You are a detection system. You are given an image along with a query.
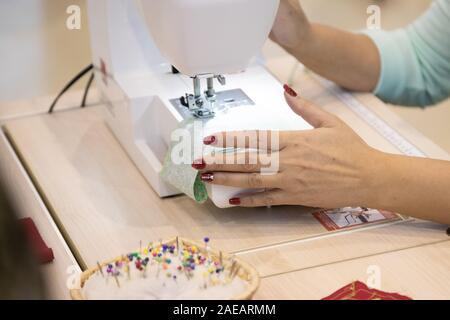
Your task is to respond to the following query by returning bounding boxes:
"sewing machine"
[87,0,311,208]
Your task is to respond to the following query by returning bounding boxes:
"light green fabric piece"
[160,119,208,203]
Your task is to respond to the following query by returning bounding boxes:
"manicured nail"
[229,198,241,206]
[203,135,216,145]
[192,159,206,170]
[201,173,214,183]
[283,84,298,97]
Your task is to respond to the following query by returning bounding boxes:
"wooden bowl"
[70,237,260,300]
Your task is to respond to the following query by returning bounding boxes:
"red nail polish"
[201,173,214,182]
[203,135,216,145]
[192,159,206,170]
[229,198,241,206]
[283,84,298,97]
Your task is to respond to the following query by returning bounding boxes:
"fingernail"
[201,173,214,183]
[203,135,216,145]
[229,198,241,206]
[283,84,298,97]
[192,159,206,170]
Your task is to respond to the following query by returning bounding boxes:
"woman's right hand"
[270,0,311,51]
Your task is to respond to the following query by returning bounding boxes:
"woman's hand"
[193,86,382,209]
[269,0,311,52]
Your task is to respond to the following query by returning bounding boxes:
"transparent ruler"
[319,79,426,158]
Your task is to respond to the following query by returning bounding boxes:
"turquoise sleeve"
[362,0,450,107]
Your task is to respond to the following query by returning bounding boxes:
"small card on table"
[313,207,400,231]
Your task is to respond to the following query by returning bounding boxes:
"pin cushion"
[70,237,260,300]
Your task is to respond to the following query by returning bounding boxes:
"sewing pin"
[229,260,237,277]
[97,262,104,277]
[113,273,121,288]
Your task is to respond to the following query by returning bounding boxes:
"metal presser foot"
[180,74,226,119]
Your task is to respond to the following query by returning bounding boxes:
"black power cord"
[48,63,94,114]
[81,72,95,108]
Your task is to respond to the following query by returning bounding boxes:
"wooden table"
[1,72,449,300]
[0,88,101,299]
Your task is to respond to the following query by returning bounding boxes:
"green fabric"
[160,119,208,203]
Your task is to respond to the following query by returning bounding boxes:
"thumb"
[283,85,339,128]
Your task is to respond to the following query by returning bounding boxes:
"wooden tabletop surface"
[1,71,449,299]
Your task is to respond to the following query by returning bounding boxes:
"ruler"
[319,79,426,158]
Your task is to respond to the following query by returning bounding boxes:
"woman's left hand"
[193,86,383,209]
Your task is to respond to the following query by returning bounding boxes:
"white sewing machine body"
[87,0,312,208]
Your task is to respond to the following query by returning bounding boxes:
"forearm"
[366,151,450,225]
[284,23,380,92]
